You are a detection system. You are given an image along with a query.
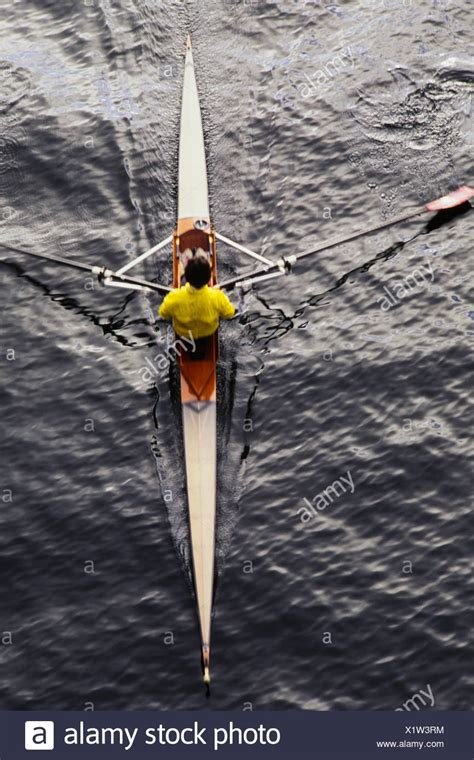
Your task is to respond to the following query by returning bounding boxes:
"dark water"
[0,0,472,710]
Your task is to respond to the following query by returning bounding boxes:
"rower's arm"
[215,289,235,319]
[158,291,176,319]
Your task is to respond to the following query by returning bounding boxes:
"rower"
[158,256,235,346]
[180,246,207,284]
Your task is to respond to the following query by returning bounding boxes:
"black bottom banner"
[2,710,472,759]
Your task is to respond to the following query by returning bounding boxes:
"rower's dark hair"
[185,257,211,289]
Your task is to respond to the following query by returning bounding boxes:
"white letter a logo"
[24,721,55,750]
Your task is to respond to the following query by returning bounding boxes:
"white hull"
[178,37,210,221]
[182,402,216,652]
[177,35,217,684]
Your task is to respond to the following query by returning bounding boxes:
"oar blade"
[426,185,474,211]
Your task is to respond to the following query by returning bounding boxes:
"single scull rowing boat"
[174,35,218,687]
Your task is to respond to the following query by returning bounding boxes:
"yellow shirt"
[159,283,235,338]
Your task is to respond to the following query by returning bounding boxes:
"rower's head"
[185,256,211,289]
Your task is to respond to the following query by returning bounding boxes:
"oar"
[218,185,474,291]
[293,185,474,263]
[0,241,171,295]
